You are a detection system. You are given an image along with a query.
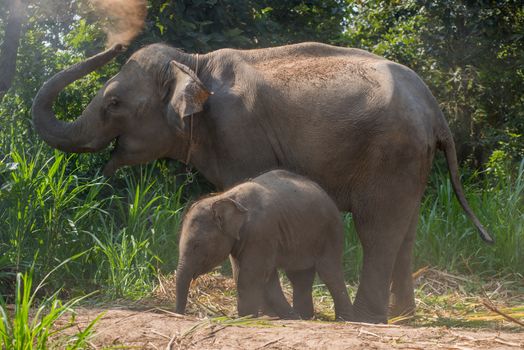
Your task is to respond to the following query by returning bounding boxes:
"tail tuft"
[477,225,495,244]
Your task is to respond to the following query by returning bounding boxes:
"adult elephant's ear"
[211,198,248,240]
[167,60,211,131]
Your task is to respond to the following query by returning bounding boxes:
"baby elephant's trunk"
[175,265,192,314]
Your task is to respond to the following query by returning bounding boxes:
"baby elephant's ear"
[167,60,211,131]
[211,198,248,240]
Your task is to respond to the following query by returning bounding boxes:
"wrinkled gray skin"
[175,170,353,320]
[32,42,493,323]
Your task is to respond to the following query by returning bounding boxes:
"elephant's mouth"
[102,136,122,177]
[75,146,98,153]
[102,136,158,176]
[109,136,121,156]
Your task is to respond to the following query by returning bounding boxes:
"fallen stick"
[254,337,284,349]
[482,300,524,327]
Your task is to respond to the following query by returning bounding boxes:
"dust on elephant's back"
[253,56,381,91]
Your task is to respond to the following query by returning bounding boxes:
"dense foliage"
[0,0,522,303]
[343,0,524,166]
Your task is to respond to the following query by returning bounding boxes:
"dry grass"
[405,267,524,329]
[151,267,524,330]
[154,269,238,318]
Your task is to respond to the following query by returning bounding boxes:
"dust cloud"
[89,0,147,47]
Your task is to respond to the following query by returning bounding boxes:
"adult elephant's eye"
[104,97,121,117]
[102,97,121,120]
[108,97,119,108]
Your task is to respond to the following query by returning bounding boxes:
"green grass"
[0,145,188,300]
[415,158,524,276]
[0,255,102,349]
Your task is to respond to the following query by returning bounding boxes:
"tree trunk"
[0,0,26,101]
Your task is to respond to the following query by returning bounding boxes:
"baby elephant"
[175,169,353,320]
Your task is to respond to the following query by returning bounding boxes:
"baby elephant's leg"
[236,265,265,317]
[236,249,279,317]
[263,270,297,319]
[286,267,316,319]
[316,251,353,321]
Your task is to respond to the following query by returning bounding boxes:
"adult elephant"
[32,42,493,323]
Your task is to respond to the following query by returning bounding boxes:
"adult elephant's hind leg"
[389,207,420,318]
[351,183,420,324]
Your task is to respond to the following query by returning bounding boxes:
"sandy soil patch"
[59,306,523,349]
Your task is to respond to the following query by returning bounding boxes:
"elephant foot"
[280,312,301,320]
[292,305,314,320]
[335,312,353,322]
[388,303,416,320]
[388,292,416,319]
[259,307,299,320]
[350,305,388,324]
[260,299,299,320]
[350,314,387,324]
[260,302,278,317]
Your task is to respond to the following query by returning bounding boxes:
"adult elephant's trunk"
[175,264,193,314]
[32,44,125,152]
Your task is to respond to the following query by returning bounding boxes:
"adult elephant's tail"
[437,125,495,244]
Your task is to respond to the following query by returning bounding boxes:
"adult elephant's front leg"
[350,184,420,323]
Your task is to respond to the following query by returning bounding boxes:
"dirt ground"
[53,269,524,349]
[61,306,523,349]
